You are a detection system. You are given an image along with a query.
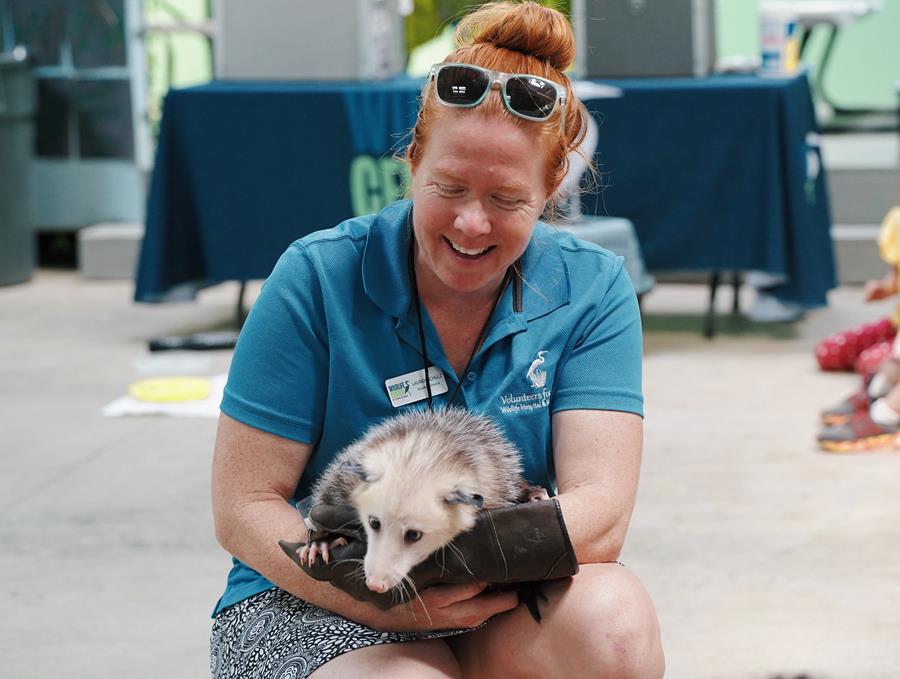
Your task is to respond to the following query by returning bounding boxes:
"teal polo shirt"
[215,199,643,614]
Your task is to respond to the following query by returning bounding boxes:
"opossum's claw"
[301,538,343,565]
[297,543,311,566]
[320,536,350,564]
[306,541,322,565]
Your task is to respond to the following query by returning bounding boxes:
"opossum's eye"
[368,516,381,531]
[404,529,422,543]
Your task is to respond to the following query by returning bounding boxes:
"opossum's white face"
[351,461,480,594]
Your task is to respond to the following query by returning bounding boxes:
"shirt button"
[466,371,477,381]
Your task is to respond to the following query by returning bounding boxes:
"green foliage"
[405,0,571,54]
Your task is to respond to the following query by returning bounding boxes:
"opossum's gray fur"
[309,407,526,509]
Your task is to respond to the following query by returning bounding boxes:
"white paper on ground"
[132,351,215,377]
[102,374,226,418]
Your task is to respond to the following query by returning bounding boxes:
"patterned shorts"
[209,587,474,678]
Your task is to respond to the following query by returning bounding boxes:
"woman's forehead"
[429,107,533,145]
[417,113,546,187]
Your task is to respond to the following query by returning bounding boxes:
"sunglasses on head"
[428,62,567,127]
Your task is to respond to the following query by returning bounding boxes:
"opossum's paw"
[298,537,349,565]
[525,486,550,502]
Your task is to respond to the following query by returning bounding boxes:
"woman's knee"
[451,565,664,678]
[550,564,664,677]
[459,564,663,678]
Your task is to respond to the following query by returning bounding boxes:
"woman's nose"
[454,200,491,237]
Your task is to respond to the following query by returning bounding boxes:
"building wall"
[716,0,900,108]
[141,1,900,114]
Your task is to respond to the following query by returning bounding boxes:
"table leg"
[147,281,247,352]
[235,281,247,327]
[704,272,720,339]
[731,271,741,314]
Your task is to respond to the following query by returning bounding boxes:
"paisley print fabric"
[210,587,473,678]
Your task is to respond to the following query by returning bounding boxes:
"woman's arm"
[211,413,320,595]
[211,413,517,629]
[552,409,643,564]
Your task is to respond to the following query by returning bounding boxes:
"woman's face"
[410,111,548,303]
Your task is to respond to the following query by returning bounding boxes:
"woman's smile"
[410,111,548,302]
[444,236,496,259]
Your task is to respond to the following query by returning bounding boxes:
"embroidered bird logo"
[526,351,548,388]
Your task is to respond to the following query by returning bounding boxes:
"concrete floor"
[2,271,899,679]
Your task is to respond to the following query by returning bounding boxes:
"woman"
[210,2,664,677]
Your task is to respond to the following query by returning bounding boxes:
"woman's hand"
[355,582,519,633]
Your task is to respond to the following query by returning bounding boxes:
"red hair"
[406,1,590,199]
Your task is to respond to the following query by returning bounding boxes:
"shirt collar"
[517,222,571,322]
[362,200,415,318]
[362,199,569,323]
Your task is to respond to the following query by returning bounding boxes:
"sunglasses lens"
[435,66,490,105]
[506,76,558,119]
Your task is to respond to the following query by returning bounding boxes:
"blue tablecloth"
[136,73,835,307]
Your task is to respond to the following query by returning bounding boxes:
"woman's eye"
[435,184,463,197]
[369,516,381,531]
[494,195,522,209]
[404,529,422,543]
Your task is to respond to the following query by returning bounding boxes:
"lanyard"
[406,226,513,411]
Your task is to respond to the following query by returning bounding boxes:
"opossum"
[300,407,546,594]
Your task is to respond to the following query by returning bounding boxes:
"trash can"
[0,47,35,286]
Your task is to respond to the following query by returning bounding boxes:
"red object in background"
[815,317,896,372]
[855,339,894,376]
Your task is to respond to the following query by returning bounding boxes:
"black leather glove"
[280,505,395,607]
[279,498,579,615]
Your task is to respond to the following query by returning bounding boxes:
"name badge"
[385,366,448,407]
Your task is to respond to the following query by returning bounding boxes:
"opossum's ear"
[341,461,370,482]
[444,489,484,508]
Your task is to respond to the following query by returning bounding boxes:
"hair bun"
[456,1,575,72]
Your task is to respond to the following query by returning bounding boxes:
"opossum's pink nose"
[366,577,391,593]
